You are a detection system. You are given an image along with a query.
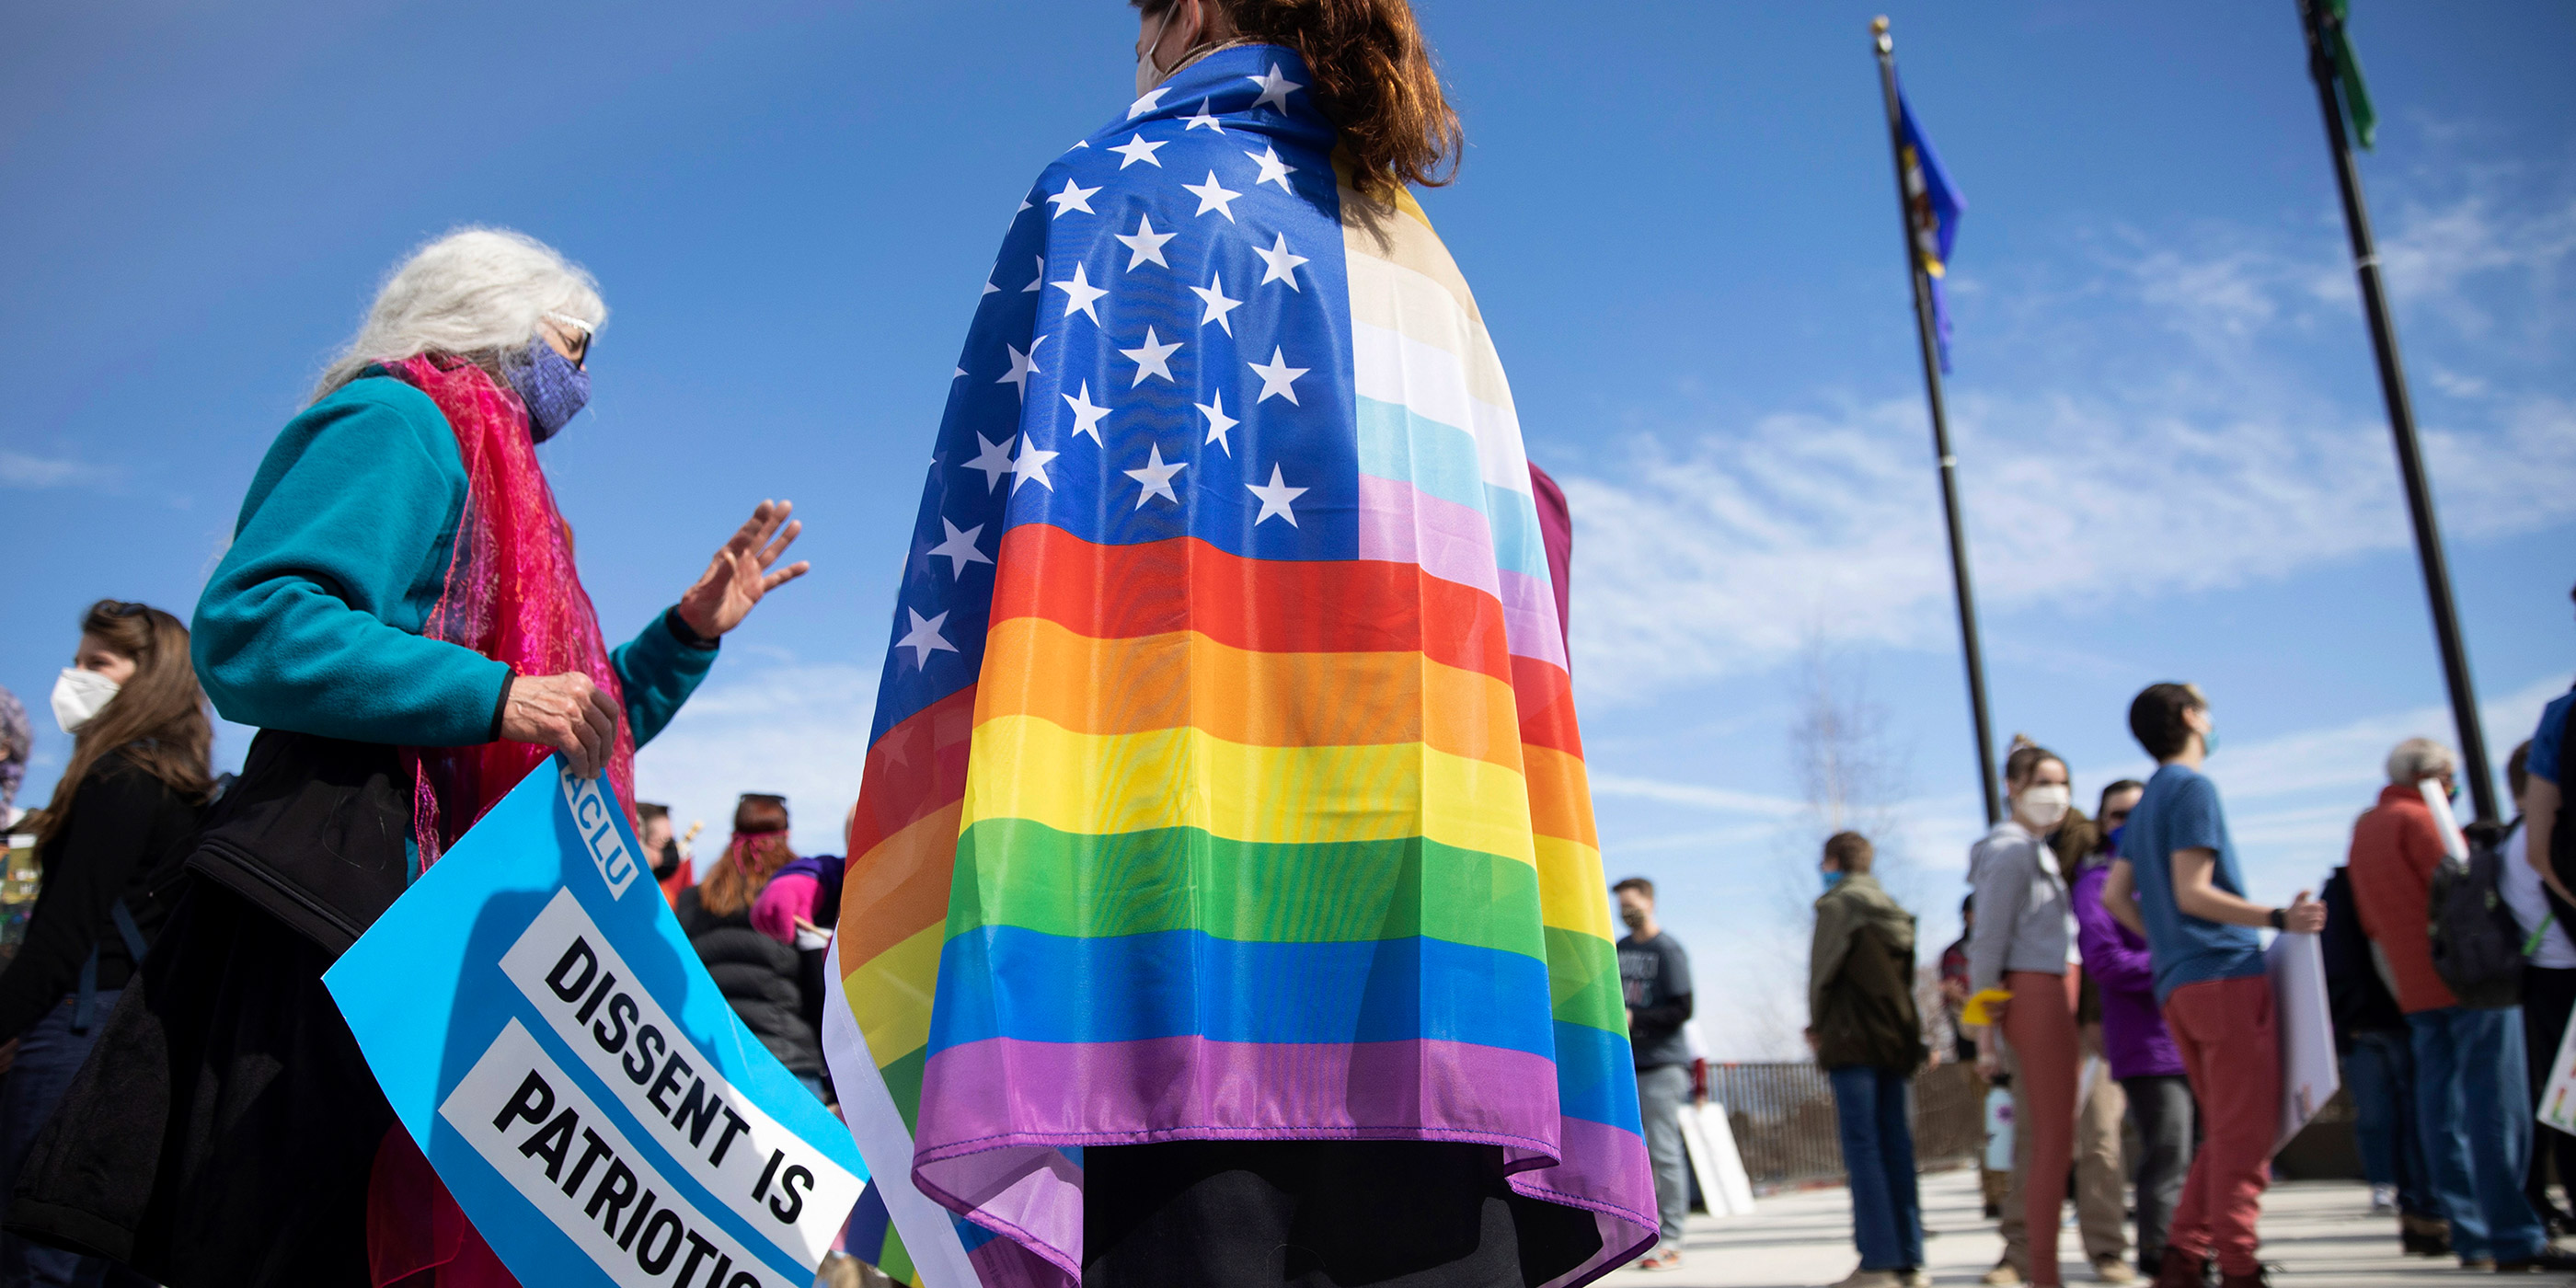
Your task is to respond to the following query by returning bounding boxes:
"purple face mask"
[506,332,591,443]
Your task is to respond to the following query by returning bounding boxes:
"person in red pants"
[2102,684,2324,1288]
[1967,737,2080,1287]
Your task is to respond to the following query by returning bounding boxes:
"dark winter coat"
[677,886,823,1079]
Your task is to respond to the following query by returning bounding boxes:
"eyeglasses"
[543,312,595,369]
[2102,810,2131,827]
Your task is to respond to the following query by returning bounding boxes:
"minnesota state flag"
[1898,87,1965,371]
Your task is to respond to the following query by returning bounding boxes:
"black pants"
[2523,965,2576,1222]
[2121,1075,2198,1268]
[1081,1139,1601,1288]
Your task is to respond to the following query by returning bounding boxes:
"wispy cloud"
[2122,178,2576,354]
[1561,391,2573,699]
[2347,183,2576,345]
[1589,673,2570,880]
[0,451,114,489]
[1559,166,2576,703]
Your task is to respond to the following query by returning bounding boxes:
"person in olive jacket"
[1809,832,1930,1288]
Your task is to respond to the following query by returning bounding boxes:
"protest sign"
[2265,930,2339,1154]
[2541,1008,2576,1136]
[326,762,867,1288]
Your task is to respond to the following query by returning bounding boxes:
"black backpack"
[2429,817,2524,1007]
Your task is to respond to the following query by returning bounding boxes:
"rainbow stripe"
[826,45,1651,1287]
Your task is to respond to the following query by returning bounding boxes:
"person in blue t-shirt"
[2099,684,2323,1288]
[2524,581,2576,908]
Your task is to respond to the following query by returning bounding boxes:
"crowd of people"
[0,637,867,1288]
[0,264,2559,1288]
[0,215,856,1287]
[1691,603,2576,1288]
[0,0,2556,1283]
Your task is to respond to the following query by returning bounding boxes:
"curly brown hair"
[1138,0,1461,199]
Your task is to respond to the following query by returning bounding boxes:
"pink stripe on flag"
[1357,475,1570,670]
[1497,568,1570,673]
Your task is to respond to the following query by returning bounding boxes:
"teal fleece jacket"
[194,376,712,747]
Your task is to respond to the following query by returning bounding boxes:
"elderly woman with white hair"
[6,228,808,1288]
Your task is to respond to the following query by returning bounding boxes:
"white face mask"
[52,667,121,735]
[2015,783,2072,831]
[1135,6,1198,96]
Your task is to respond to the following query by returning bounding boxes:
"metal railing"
[1709,1060,1985,1190]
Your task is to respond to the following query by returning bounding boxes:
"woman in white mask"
[16,229,805,1288]
[0,600,209,1288]
[1965,736,2081,1288]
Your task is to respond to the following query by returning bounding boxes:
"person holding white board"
[2099,684,2324,1288]
[2494,741,2576,1236]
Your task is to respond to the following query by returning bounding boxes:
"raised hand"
[677,500,811,639]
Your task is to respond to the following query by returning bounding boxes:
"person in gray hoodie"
[1968,737,2081,1287]
[1809,831,1930,1288]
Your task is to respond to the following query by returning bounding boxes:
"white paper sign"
[2539,1006,2576,1135]
[1677,1101,1756,1218]
[2267,931,2340,1154]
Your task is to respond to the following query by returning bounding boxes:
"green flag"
[2326,0,2377,150]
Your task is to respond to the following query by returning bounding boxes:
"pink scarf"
[369,353,636,1287]
[381,353,635,869]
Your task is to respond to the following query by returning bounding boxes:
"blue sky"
[5,2,2570,1054]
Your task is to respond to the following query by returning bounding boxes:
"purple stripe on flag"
[1356,475,1570,670]
[1510,1114,1656,1220]
[963,1226,1072,1288]
[911,1035,1572,1286]
[910,1039,1643,1288]
[1504,1116,1662,1287]
[917,1034,1566,1151]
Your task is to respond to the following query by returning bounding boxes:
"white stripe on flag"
[1349,317,1532,500]
[822,940,980,1287]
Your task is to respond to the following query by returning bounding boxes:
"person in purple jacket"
[2072,779,2196,1278]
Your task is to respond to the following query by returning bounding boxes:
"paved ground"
[1593,1167,2536,1287]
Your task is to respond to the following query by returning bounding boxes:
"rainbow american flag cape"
[822,44,1654,1287]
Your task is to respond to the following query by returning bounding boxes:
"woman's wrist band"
[489,672,516,743]
[666,605,720,650]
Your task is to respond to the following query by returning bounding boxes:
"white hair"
[2386,737,2456,786]
[312,226,606,402]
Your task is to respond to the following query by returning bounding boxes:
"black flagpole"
[1872,17,2000,829]
[2294,0,2498,823]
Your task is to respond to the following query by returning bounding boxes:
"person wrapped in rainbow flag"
[823,2,1654,1284]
